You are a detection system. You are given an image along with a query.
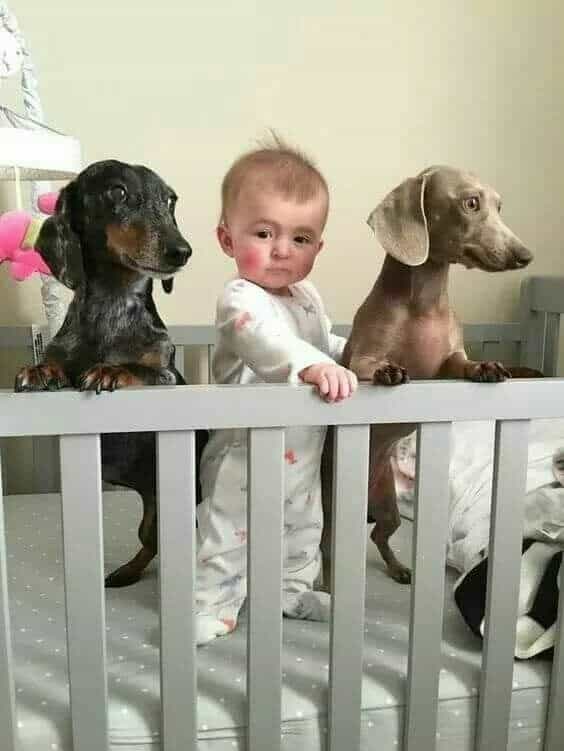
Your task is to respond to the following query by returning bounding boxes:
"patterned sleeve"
[217,279,334,383]
[326,317,347,363]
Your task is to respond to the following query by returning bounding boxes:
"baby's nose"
[273,238,291,257]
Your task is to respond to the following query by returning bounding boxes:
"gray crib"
[0,273,563,751]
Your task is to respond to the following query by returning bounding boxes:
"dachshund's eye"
[167,196,177,212]
[462,196,480,213]
[107,186,127,204]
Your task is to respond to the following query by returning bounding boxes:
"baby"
[195,139,357,645]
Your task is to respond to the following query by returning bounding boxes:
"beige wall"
[1,0,563,330]
[1,1,563,493]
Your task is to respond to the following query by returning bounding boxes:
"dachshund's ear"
[162,278,174,294]
[35,182,84,290]
[366,173,431,266]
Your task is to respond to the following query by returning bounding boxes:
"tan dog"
[321,165,533,584]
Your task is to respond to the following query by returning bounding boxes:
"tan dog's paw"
[78,364,143,393]
[507,366,544,379]
[389,560,412,584]
[15,363,69,392]
[373,362,409,386]
[105,563,143,588]
[466,361,511,383]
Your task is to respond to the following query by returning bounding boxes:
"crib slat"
[544,572,564,751]
[60,434,108,751]
[247,427,284,750]
[173,344,185,379]
[33,436,60,493]
[543,313,560,377]
[0,460,17,751]
[474,342,485,361]
[207,344,214,383]
[328,424,370,751]
[520,281,547,371]
[405,422,451,751]
[476,419,530,751]
[157,431,197,750]
[0,439,7,493]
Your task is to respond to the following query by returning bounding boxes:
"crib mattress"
[5,491,551,751]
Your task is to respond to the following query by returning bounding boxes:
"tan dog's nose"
[513,243,533,268]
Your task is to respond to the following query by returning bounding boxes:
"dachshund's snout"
[165,241,192,268]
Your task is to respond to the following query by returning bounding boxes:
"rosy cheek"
[238,247,263,273]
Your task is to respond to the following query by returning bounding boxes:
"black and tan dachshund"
[15,159,207,587]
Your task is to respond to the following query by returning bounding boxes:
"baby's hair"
[220,132,329,224]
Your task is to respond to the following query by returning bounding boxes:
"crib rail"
[2,378,564,434]
[1,381,564,751]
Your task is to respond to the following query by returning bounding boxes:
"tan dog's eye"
[463,196,480,212]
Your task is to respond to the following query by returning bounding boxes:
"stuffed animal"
[0,192,58,280]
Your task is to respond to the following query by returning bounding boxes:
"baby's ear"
[217,224,234,257]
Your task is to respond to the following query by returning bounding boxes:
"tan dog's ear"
[367,174,430,266]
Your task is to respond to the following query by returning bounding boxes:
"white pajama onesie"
[195,277,346,644]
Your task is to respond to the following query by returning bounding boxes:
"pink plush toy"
[0,191,59,281]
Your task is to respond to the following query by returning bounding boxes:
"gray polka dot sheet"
[6,491,551,750]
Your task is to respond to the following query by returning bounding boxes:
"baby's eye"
[294,235,311,245]
[256,229,271,239]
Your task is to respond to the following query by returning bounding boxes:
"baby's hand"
[299,363,358,403]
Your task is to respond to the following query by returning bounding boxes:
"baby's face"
[218,189,327,295]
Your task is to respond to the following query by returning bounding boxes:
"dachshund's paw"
[79,364,143,393]
[15,363,69,392]
[373,362,409,386]
[466,361,511,383]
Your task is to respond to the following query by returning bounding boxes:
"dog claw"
[15,364,69,392]
[468,360,510,383]
[79,364,136,393]
[373,362,409,386]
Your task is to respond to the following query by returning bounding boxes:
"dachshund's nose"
[166,241,192,267]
